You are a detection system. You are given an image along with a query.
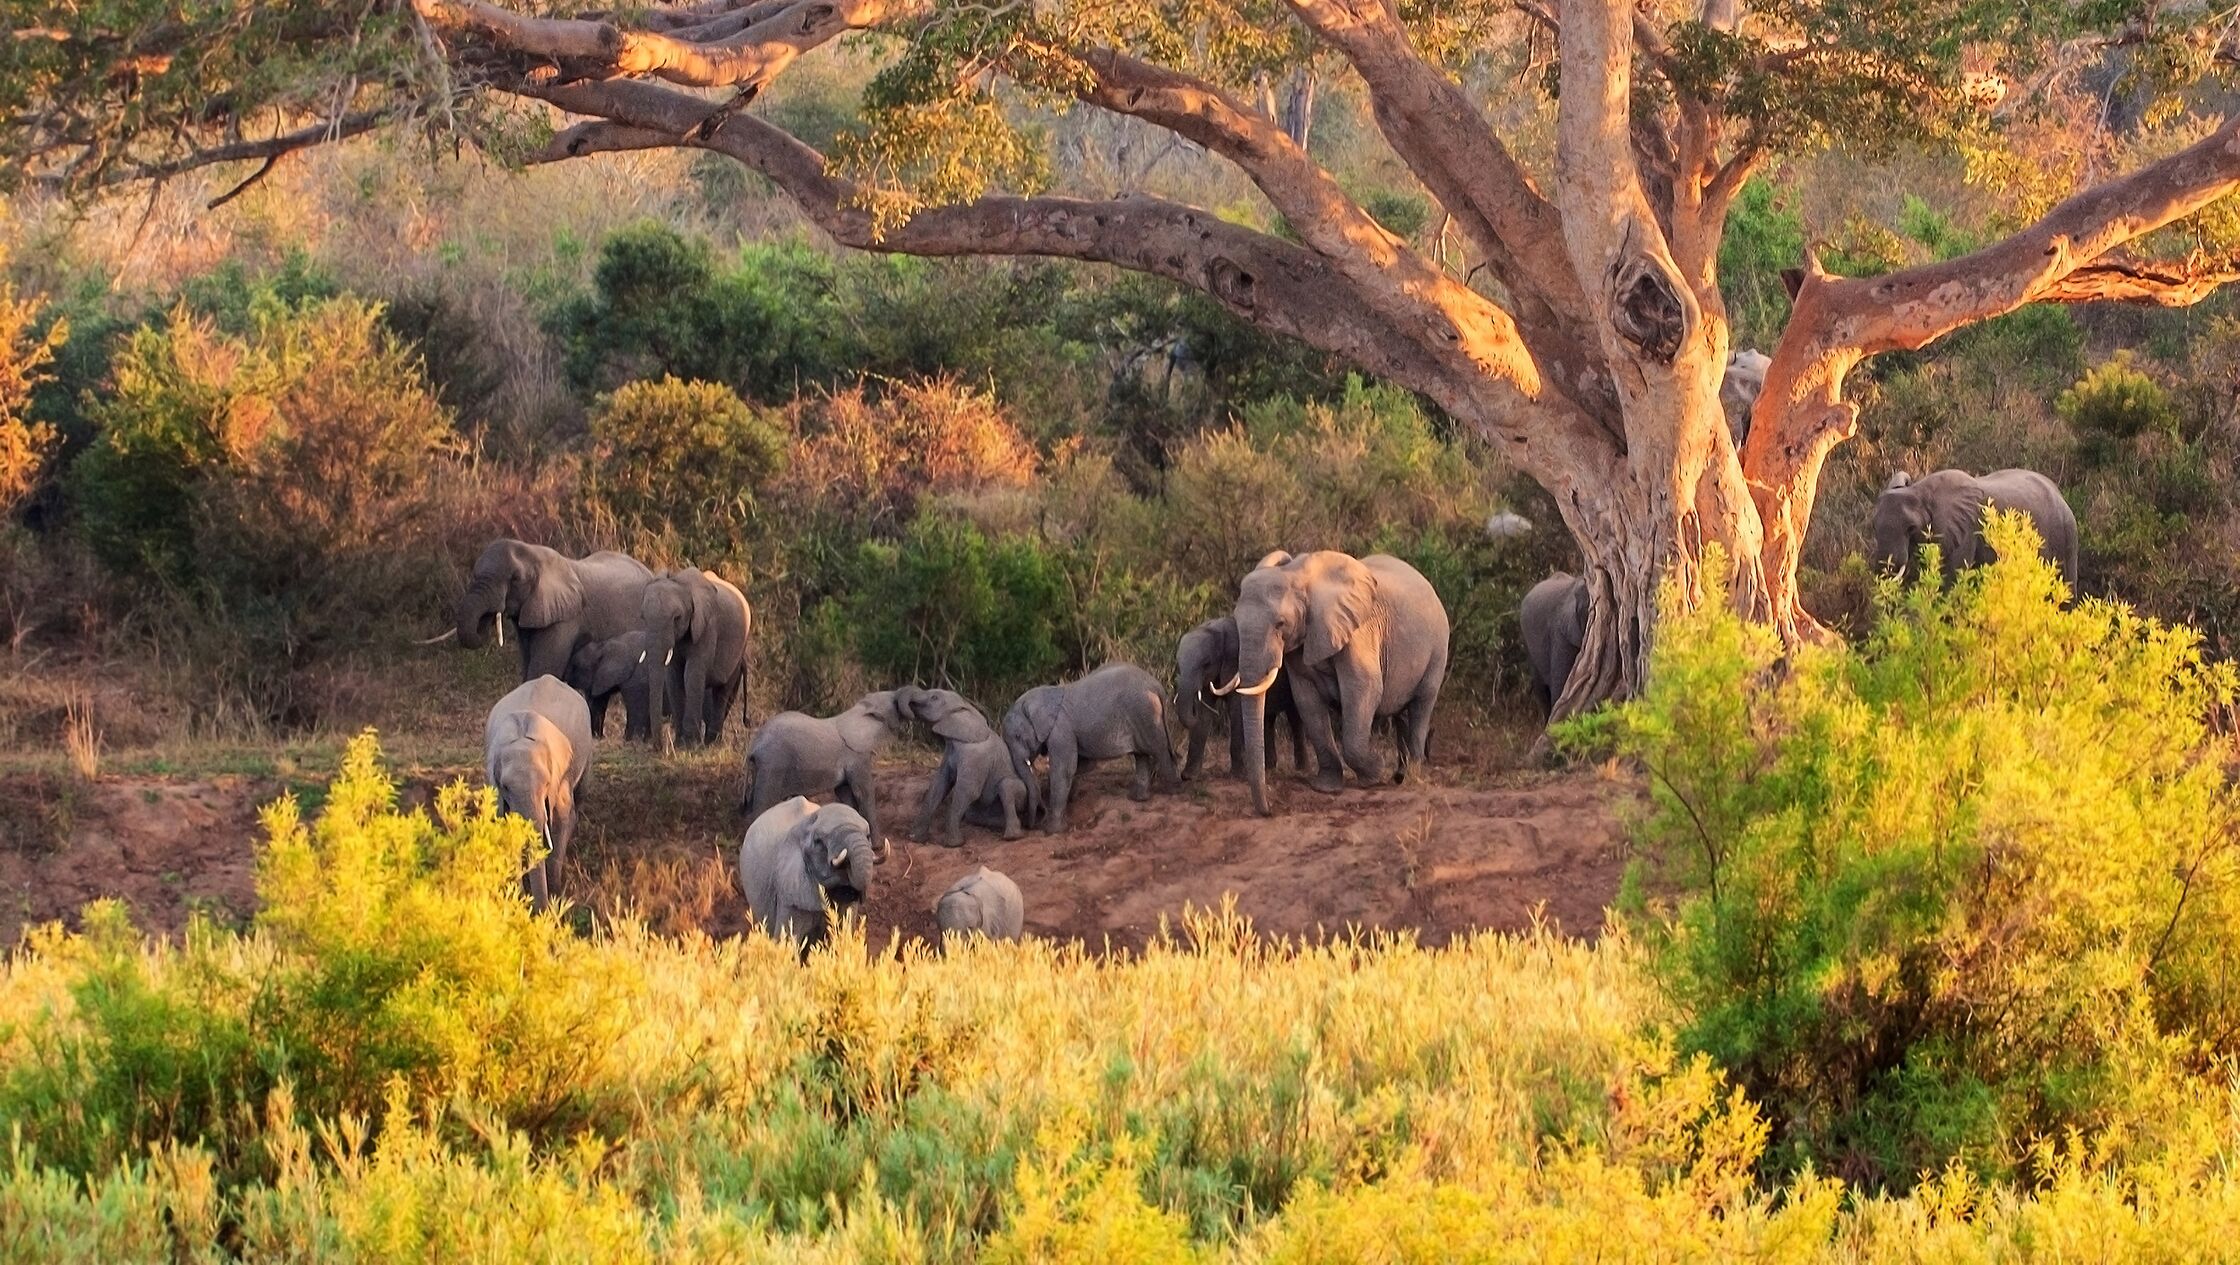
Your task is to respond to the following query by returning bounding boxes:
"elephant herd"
[458,456,2074,948]
[450,539,1454,950]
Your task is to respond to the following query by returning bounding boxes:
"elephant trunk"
[843,835,877,900]
[1234,632,1283,817]
[647,629,677,754]
[1007,735,1043,825]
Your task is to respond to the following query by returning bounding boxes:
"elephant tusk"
[415,628,458,645]
[637,650,647,664]
[664,649,674,666]
[497,620,504,649]
[1208,673,1242,696]
[1233,664,1281,697]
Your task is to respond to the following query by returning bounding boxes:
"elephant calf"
[567,629,661,742]
[1004,663,1178,835]
[901,687,1030,846]
[935,867,1025,943]
[484,675,595,909]
[1175,615,1307,781]
[1873,468,2079,588]
[1521,572,1589,716]
[737,797,887,955]
[743,690,912,842]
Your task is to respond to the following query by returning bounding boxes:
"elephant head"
[1720,348,1770,447]
[570,631,649,698]
[1173,618,1241,771]
[837,689,909,752]
[1002,688,1061,823]
[456,539,580,650]
[1222,551,1380,815]
[1873,471,1987,583]
[489,715,576,902]
[903,687,998,745]
[796,801,886,910]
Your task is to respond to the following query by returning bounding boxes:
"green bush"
[836,508,1070,707]
[2060,350,2183,455]
[1717,178,1806,348]
[586,376,787,556]
[1572,518,2240,1188]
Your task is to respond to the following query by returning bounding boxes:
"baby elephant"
[484,675,594,909]
[935,866,1025,943]
[901,686,1030,846]
[1521,572,1589,716]
[1175,615,1307,780]
[737,797,888,954]
[743,690,912,842]
[566,629,662,742]
[1004,662,1178,835]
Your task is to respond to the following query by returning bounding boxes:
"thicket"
[1574,520,2240,1189]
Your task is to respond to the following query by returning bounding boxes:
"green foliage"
[586,376,787,556]
[1573,522,2240,1187]
[2060,350,2183,455]
[836,508,1071,707]
[1716,179,1805,348]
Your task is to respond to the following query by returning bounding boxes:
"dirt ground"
[0,747,1634,951]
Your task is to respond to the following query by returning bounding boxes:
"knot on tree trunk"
[1608,255,1687,364]
[1206,257,1257,312]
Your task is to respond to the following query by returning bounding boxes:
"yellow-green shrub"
[585,374,787,555]
[1572,516,2240,1188]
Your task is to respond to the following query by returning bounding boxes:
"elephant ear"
[1302,555,1378,665]
[682,571,718,646]
[1885,471,1914,492]
[1255,550,1293,570]
[836,701,895,753]
[1930,478,1994,567]
[925,692,996,744]
[519,553,584,628]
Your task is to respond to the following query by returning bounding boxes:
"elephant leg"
[681,652,711,748]
[1262,709,1279,772]
[1285,703,1308,771]
[1183,715,1208,782]
[524,624,578,682]
[586,691,610,740]
[1130,752,1153,801]
[705,674,741,745]
[1335,659,1386,785]
[944,785,971,848]
[547,812,575,901]
[1130,704,1178,792]
[524,850,551,910]
[913,760,953,842]
[844,760,880,845]
[1045,729,1080,834]
[1289,682,1346,794]
[999,779,1024,840]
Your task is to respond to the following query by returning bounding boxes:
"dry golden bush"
[781,378,1037,523]
[0,280,65,518]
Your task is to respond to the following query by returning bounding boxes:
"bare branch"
[87,108,396,197]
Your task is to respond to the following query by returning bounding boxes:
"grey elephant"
[902,686,1030,846]
[742,690,911,842]
[935,866,1025,943]
[736,796,887,955]
[1174,615,1307,780]
[440,539,654,683]
[1873,468,2079,587]
[566,630,661,742]
[1521,572,1589,715]
[1722,348,1771,447]
[1004,663,1178,835]
[640,567,752,750]
[484,674,594,909]
[1224,550,1449,816]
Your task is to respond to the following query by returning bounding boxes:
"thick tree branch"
[1280,0,1609,417]
[411,0,886,87]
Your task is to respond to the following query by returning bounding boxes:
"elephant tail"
[741,753,759,815]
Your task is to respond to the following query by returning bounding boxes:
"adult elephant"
[446,539,655,683]
[640,568,752,750]
[1219,551,1449,816]
[1873,469,2078,588]
[1520,573,1589,716]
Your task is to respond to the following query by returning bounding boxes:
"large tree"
[9,0,2240,714]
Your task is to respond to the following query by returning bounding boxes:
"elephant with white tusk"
[1175,615,1307,781]
[742,690,912,841]
[449,539,655,686]
[1521,572,1589,717]
[737,796,888,956]
[639,567,752,751]
[1229,550,1449,815]
[484,674,595,910]
[1003,663,1178,835]
[935,866,1025,943]
[1872,468,2078,588]
[901,686,1030,846]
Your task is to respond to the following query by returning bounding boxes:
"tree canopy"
[9,0,2240,711]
